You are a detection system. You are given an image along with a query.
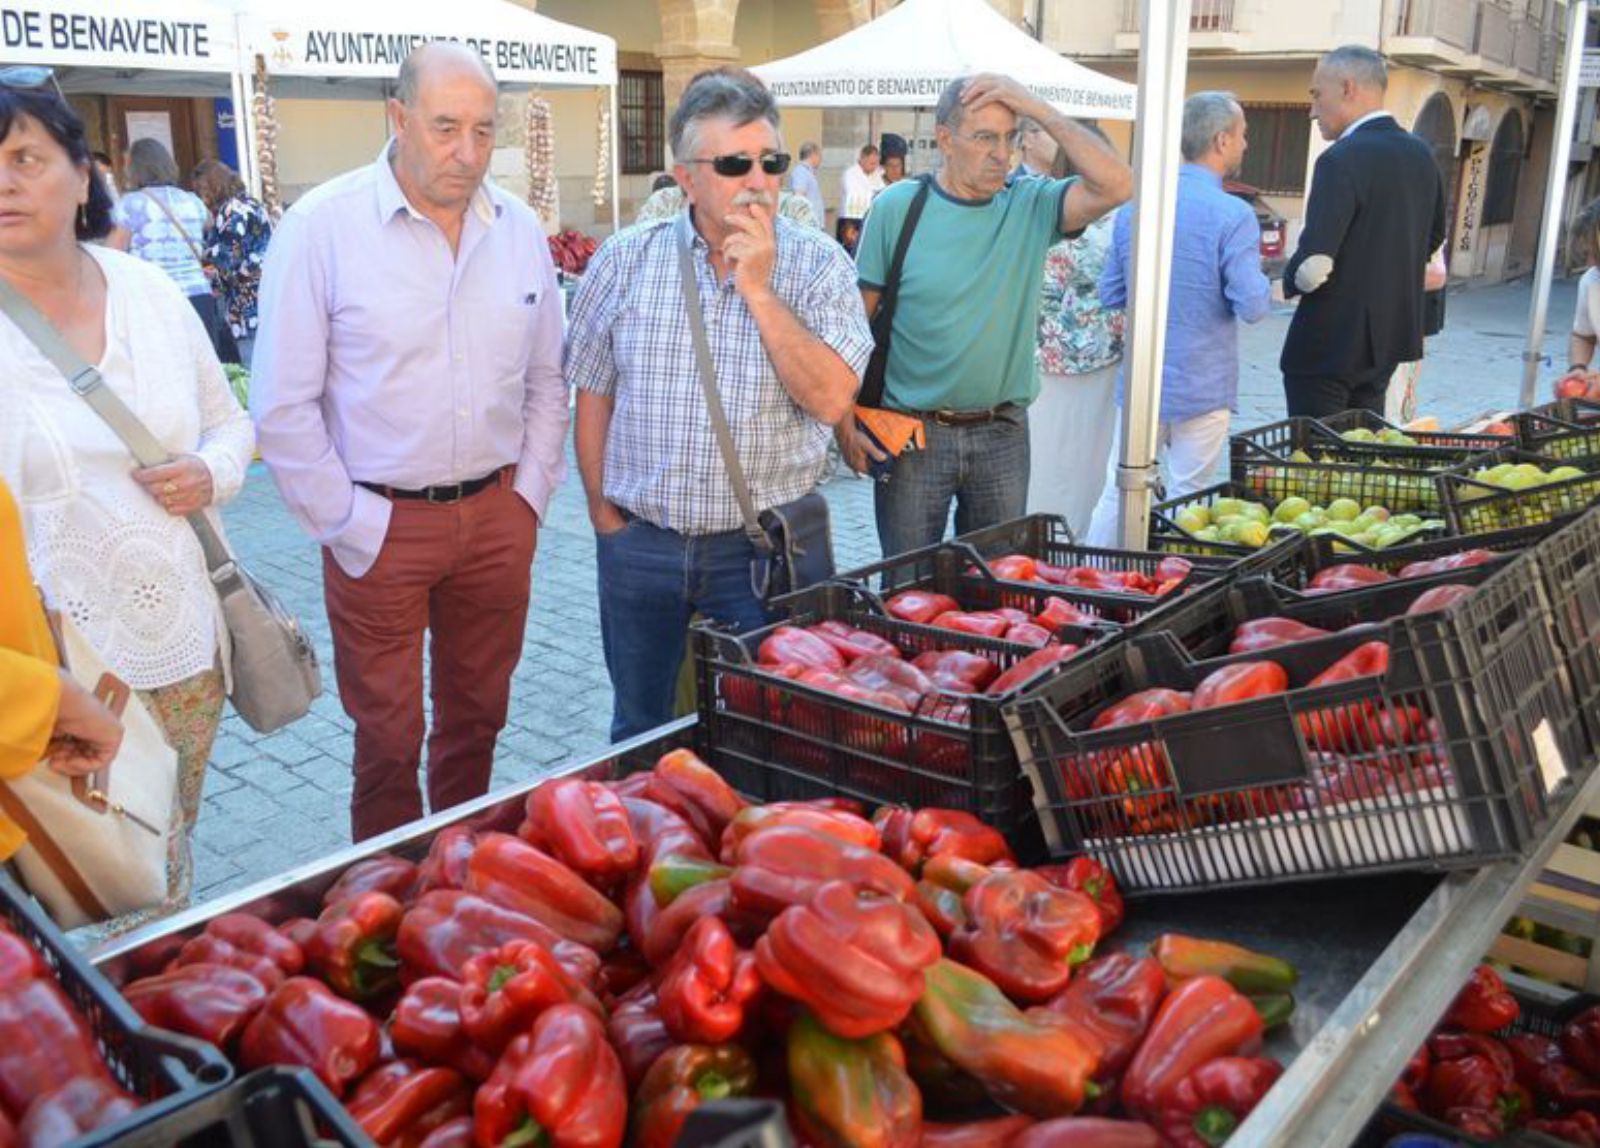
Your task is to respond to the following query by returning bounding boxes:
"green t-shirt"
[857,174,1072,412]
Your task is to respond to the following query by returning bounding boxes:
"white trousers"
[1026,364,1119,540]
[1084,407,1232,548]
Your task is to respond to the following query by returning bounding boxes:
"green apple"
[1293,511,1325,531]
[1211,497,1247,520]
[1549,466,1587,483]
[1234,521,1270,548]
[1273,496,1313,524]
[1362,505,1391,523]
[1289,449,1314,464]
[1341,428,1377,443]
[1195,526,1221,542]
[1326,498,1361,522]
[1239,502,1271,525]
[1174,506,1210,534]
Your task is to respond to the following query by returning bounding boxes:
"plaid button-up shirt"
[566,212,872,535]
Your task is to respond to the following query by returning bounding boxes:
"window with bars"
[1237,104,1313,195]
[619,70,664,175]
[1482,111,1523,226]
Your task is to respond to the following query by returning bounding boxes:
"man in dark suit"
[1280,46,1446,419]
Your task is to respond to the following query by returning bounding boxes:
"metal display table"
[88,717,1600,1148]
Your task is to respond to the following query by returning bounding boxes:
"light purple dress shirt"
[250,144,569,577]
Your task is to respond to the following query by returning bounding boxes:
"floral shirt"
[1036,214,1124,377]
[202,194,273,338]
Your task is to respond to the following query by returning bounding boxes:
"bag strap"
[0,276,245,596]
[859,175,934,409]
[674,211,772,556]
[144,188,208,268]
[0,782,111,922]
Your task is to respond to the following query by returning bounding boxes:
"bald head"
[396,41,496,107]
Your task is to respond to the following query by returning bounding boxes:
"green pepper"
[788,1011,922,1148]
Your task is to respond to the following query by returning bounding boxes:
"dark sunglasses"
[0,65,65,100]
[688,152,791,178]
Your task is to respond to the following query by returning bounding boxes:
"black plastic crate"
[1438,448,1600,536]
[1535,509,1600,769]
[680,1099,795,1148]
[81,1067,369,1147]
[1517,397,1600,469]
[0,870,234,1138]
[943,512,1237,590]
[1005,556,1583,892]
[694,586,1111,857]
[1268,524,1558,596]
[1151,481,1446,559]
[1321,409,1514,454]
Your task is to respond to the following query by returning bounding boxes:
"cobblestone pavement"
[191,276,1579,902]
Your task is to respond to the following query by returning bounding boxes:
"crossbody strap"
[144,188,208,268]
[859,175,934,409]
[674,211,772,555]
[0,275,244,594]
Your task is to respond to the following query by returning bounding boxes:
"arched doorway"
[1413,91,1457,202]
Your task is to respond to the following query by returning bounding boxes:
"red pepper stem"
[503,1116,550,1148]
[1084,1080,1102,1100]
[696,1070,733,1101]
[488,964,517,994]
[1195,1105,1238,1146]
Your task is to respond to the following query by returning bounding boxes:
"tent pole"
[1115,0,1192,548]
[610,83,622,232]
[1520,0,1589,409]
[230,70,254,194]
[238,67,262,201]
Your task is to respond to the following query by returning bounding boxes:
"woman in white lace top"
[0,76,255,919]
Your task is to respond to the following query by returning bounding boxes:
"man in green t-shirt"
[839,74,1132,557]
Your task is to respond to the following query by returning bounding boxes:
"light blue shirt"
[1099,164,1271,422]
[111,186,212,297]
[789,160,825,229]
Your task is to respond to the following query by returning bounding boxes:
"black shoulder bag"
[859,175,934,408]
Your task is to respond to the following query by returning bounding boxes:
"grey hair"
[1320,45,1388,92]
[125,137,179,190]
[669,67,781,162]
[1180,91,1242,162]
[798,141,820,161]
[396,41,496,107]
[935,77,970,131]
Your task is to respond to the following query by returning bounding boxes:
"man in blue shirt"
[789,141,826,228]
[1085,92,1273,546]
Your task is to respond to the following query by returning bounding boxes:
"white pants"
[1386,359,1421,425]
[1026,364,1119,539]
[1084,407,1232,548]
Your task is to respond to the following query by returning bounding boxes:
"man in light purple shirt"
[251,42,568,840]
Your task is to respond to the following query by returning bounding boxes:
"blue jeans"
[874,407,1031,557]
[596,516,774,741]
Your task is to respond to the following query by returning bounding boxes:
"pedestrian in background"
[1028,123,1124,538]
[252,43,569,841]
[1087,92,1271,547]
[838,142,883,253]
[568,67,869,741]
[790,140,826,226]
[880,133,908,185]
[1554,197,1600,401]
[1011,116,1057,182]
[838,73,1132,556]
[1280,45,1446,419]
[192,159,272,367]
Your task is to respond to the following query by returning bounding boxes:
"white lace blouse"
[0,246,255,690]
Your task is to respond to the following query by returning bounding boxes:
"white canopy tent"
[750,0,1134,119]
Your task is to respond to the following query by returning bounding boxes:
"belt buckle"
[426,483,464,504]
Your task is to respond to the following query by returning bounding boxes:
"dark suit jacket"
[1280,116,1446,379]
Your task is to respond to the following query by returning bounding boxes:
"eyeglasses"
[687,152,792,178]
[953,129,1024,153]
[0,65,65,101]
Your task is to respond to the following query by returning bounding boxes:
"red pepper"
[1430,1031,1516,1082]
[721,801,882,861]
[949,869,1102,1004]
[631,1044,759,1148]
[518,779,640,887]
[627,875,749,969]
[1010,1118,1163,1147]
[911,650,999,693]
[417,1116,475,1148]
[930,611,1013,639]
[279,917,319,951]
[472,1004,626,1148]
[920,1115,1036,1147]
[988,645,1077,696]
[1503,1032,1560,1092]
[1120,976,1265,1120]
[913,854,992,937]
[1091,689,1193,729]
[1191,661,1289,710]
[0,977,114,1121]
[787,1011,923,1148]
[656,916,762,1044]
[1006,622,1055,647]
[788,668,914,758]
[1035,597,1100,630]
[0,927,46,985]
[306,891,404,1002]
[1529,1111,1600,1147]
[623,795,715,869]
[757,625,846,672]
[1150,934,1298,996]
[596,947,653,1006]
[1537,1061,1600,1112]
[1031,953,1167,1081]
[755,879,940,1039]
[238,976,381,1098]
[458,938,604,1056]
[391,976,498,1082]
[1157,555,1195,584]
[635,749,747,851]
[607,983,675,1089]
[1563,1004,1600,1077]
[1156,1056,1282,1148]
[322,853,419,908]
[1422,1056,1530,1127]
[14,1078,138,1146]
[344,1060,472,1148]
[730,825,915,919]
[398,890,599,988]
[886,590,960,624]
[1407,583,1477,615]
[1399,549,1499,579]
[989,555,1039,581]
[173,912,306,990]
[844,654,937,709]
[1306,564,1396,593]
[873,806,1015,875]
[465,833,624,953]
[415,826,477,894]
[1034,857,1125,935]
[1309,641,1390,686]
[1445,964,1520,1033]
[1228,617,1333,654]
[121,962,270,1050]
[809,620,902,663]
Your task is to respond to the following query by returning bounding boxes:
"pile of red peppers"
[969,553,1198,599]
[94,748,1305,1148]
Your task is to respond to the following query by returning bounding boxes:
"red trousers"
[323,475,536,841]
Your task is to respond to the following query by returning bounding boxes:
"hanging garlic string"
[525,96,557,223]
[252,54,283,220]
[593,94,611,209]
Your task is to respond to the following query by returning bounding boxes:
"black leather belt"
[358,467,507,504]
[922,403,1017,427]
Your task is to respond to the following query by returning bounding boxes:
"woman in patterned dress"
[193,160,273,366]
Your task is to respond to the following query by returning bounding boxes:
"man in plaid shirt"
[566,68,872,741]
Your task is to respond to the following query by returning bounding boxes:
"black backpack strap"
[859,175,933,409]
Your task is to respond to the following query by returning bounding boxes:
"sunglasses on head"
[0,65,65,100]
[688,152,792,178]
